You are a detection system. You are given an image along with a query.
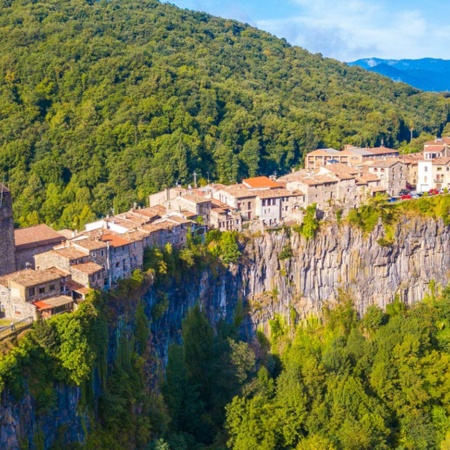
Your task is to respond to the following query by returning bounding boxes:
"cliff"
[1,216,449,448]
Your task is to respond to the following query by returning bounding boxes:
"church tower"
[0,183,16,276]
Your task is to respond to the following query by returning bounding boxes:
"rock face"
[1,216,450,448]
[240,217,450,323]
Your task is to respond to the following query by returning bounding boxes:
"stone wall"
[16,243,58,270]
[0,187,16,276]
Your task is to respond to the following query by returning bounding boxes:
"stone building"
[0,268,70,319]
[0,183,16,276]
[15,224,66,270]
[360,159,407,197]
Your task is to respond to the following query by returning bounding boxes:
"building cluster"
[0,186,195,321]
[0,138,448,323]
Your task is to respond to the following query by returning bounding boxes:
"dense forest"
[0,0,449,228]
[164,289,450,450]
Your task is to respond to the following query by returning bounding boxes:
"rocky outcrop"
[240,217,450,324]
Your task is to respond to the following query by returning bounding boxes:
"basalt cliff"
[1,216,449,449]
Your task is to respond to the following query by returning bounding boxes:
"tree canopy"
[0,0,449,228]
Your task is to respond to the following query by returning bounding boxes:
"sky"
[166,0,450,62]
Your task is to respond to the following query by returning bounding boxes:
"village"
[0,137,449,326]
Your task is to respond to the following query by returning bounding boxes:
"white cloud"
[257,0,444,61]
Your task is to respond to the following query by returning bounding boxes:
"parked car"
[388,197,398,203]
[399,189,410,196]
[401,194,412,200]
[429,189,439,195]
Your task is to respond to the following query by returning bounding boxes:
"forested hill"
[1,0,449,228]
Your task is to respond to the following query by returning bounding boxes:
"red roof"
[242,176,281,189]
[101,233,129,247]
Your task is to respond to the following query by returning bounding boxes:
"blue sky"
[166,0,450,61]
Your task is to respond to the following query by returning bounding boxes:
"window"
[49,284,55,291]
[248,201,251,209]
[115,261,120,268]
[425,166,429,172]
[28,287,35,297]
[39,286,45,294]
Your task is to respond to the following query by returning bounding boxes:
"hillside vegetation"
[0,0,449,228]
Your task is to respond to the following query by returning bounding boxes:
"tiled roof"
[424,137,450,146]
[320,163,359,180]
[101,233,130,247]
[57,229,75,239]
[15,224,65,250]
[242,176,281,189]
[256,188,296,199]
[424,145,445,152]
[71,262,103,275]
[131,205,165,219]
[432,157,450,165]
[360,158,403,168]
[34,296,74,310]
[291,174,338,186]
[53,247,88,260]
[71,237,107,251]
[219,184,257,199]
[177,194,211,204]
[2,268,63,288]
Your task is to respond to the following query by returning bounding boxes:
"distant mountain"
[348,58,450,92]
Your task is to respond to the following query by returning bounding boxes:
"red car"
[401,194,412,200]
[429,189,439,195]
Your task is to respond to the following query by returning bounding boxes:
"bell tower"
[0,183,16,276]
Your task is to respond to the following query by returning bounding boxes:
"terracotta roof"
[101,233,130,247]
[176,194,211,204]
[66,279,89,293]
[424,145,446,152]
[399,153,423,164]
[34,296,73,310]
[320,163,358,180]
[256,188,296,199]
[424,137,450,146]
[242,176,281,189]
[291,174,338,186]
[15,224,65,250]
[2,268,63,288]
[432,157,450,165]
[71,262,103,275]
[131,205,165,219]
[53,247,88,260]
[219,185,257,199]
[71,237,107,251]
[122,229,150,242]
[57,229,75,239]
[45,267,71,278]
